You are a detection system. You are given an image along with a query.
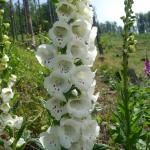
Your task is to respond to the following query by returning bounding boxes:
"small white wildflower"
[39,126,61,150]
[1,87,14,103]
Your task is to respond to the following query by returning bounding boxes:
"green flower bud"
[0,9,4,15]
[2,35,9,41]
[3,23,10,29]
[128,45,136,53]
[0,63,8,71]
[4,41,11,47]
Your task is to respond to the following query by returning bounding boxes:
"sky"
[91,0,150,26]
[12,0,150,26]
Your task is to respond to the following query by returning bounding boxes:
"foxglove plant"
[144,59,150,77]
[36,0,100,149]
[0,1,25,149]
[112,0,148,149]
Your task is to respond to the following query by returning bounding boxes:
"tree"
[10,0,17,40]
[137,13,145,34]
[23,0,35,46]
[17,0,24,41]
[93,6,103,55]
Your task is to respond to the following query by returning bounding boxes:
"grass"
[7,33,150,146]
[96,33,150,76]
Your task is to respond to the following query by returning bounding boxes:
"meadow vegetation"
[7,33,150,149]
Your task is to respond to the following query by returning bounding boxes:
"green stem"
[122,50,131,150]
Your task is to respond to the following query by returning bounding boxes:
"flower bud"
[3,23,10,29]
[0,9,4,15]
[2,54,9,62]
[3,35,9,41]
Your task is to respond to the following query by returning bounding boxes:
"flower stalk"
[122,0,135,149]
[113,0,138,149]
[0,1,25,149]
[36,0,100,149]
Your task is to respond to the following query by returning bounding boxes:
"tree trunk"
[18,0,24,41]
[50,0,57,23]
[47,0,53,27]
[23,0,35,46]
[10,0,17,41]
[37,0,41,30]
[33,0,39,31]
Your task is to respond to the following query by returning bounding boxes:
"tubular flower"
[37,0,99,149]
[45,98,67,120]
[56,1,76,22]
[36,44,57,69]
[48,21,71,48]
[44,70,72,101]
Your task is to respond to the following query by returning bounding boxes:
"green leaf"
[52,0,59,4]
[11,118,27,149]
[93,144,110,150]
[0,138,4,146]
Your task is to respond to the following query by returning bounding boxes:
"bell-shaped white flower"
[85,46,97,67]
[52,55,74,75]
[45,98,67,120]
[67,39,88,64]
[49,21,71,48]
[87,27,97,46]
[40,126,61,150]
[12,116,23,129]
[56,1,76,22]
[58,118,81,149]
[0,103,10,112]
[1,113,23,129]
[0,121,5,134]
[76,2,93,23]
[2,54,9,63]
[8,74,17,88]
[44,71,72,101]
[36,44,57,69]
[81,119,100,150]
[1,87,14,103]
[71,66,95,91]
[71,19,91,40]
[16,138,26,148]
[67,95,92,118]
[0,113,13,126]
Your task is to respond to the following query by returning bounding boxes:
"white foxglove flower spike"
[37,0,100,149]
